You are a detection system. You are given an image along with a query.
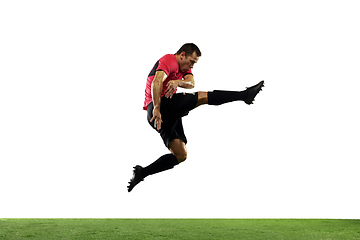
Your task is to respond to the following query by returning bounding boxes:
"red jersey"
[143,54,192,110]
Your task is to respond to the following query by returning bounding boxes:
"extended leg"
[195,91,208,108]
[196,80,264,107]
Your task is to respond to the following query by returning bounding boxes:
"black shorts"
[147,92,198,148]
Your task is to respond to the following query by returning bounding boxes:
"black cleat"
[127,165,144,192]
[245,80,264,105]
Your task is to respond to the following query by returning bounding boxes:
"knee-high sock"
[207,90,247,106]
[142,154,179,178]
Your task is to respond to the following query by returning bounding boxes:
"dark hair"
[175,43,201,57]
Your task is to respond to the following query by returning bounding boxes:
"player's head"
[176,43,201,57]
[175,43,201,72]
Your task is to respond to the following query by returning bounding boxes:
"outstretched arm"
[165,74,195,98]
[150,70,167,130]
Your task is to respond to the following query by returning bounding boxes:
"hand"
[165,80,179,99]
[150,107,162,131]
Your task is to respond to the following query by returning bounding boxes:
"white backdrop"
[1,0,359,218]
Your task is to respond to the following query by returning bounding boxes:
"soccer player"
[127,43,264,192]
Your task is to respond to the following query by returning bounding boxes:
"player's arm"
[150,70,167,130]
[165,74,195,98]
[179,74,195,89]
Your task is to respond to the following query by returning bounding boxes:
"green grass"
[0,219,359,240]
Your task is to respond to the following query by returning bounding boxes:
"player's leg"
[127,118,187,192]
[195,91,208,108]
[127,152,179,192]
[139,139,186,181]
[142,152,179,178]
[159,80,264,121]
[195,80,264,108]
[168,139,187,163]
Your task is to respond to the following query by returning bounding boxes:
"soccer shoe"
[127,165,144,192]
[244,80,265,105]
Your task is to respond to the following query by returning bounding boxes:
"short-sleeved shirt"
[143,54,192,110]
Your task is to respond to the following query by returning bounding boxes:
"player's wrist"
[176,80,182,87]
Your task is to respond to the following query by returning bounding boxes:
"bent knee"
[169,139,188,163]
[175,152,187,163]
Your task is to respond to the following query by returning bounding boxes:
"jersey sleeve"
[156,54,176,76]
[182,69,193,78]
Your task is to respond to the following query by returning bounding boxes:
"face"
[179,51,199,72]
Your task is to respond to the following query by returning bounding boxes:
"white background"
[1,0,359,218]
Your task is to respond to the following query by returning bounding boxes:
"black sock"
[142,154,179,178]
[207,90,248,106]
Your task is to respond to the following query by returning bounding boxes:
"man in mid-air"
[128,43,264,192]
